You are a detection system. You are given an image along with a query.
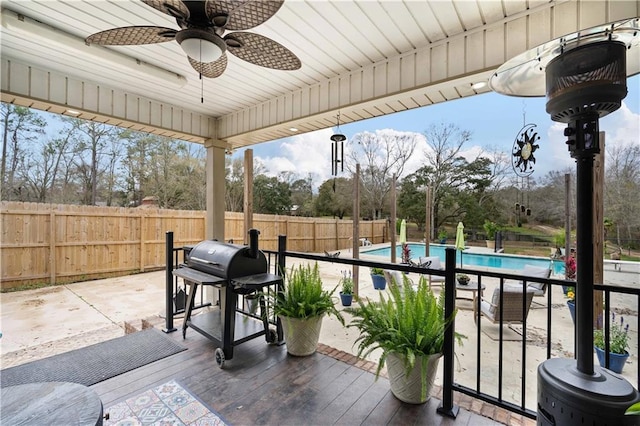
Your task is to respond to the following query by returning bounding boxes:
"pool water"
[362,243,565,275]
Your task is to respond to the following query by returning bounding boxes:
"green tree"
[290,176,314,216]
[397,122,498,234]
[397,171,428,231]
[315,177,353,219]
[253,174,291,214]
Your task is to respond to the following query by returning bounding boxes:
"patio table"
[455,281,486,309]
[0,381,103,425]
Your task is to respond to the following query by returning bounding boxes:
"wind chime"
[330,113,346,191]
[511,121,539,226]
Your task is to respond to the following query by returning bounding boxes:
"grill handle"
[189,256,220,266]
[248,228,260,259]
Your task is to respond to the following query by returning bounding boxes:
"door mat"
[1,328,186,387]
[104,379,229,425]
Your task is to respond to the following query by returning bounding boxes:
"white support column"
[205,139,226,241]
[204,138,226,306]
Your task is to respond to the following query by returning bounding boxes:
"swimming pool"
[362,243,565,275]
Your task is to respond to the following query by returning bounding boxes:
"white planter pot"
[386,352,442,404]
[278,314,324,356]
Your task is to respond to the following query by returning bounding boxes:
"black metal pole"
[575,152,595,374]
[276,235,287,343]
[163,231,176,333]
[438,247,459,418]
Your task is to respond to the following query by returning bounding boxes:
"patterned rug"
[104,380,229,425]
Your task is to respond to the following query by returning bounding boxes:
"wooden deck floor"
[90,327,524,426]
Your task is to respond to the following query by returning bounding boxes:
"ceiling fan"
[85,0,301,78]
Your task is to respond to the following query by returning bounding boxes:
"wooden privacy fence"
[1,202,387,289]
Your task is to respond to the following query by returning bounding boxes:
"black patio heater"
[490,18,640,425]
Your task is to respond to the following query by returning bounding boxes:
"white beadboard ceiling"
[1,0,638,148]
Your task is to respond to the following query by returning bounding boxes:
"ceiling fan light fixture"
[176,28,226,63]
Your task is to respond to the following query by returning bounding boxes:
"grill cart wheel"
[267,329,277,343]
[215,348,225,368]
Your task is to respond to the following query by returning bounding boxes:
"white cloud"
[252,128,336,188]
[242,98,638,190]
[600,102,640,149]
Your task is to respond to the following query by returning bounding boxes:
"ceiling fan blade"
[86,26,177,45]
[140,0,190,20]
[225,32,300,70]
[188,54,228,78]
[206,0,284,31]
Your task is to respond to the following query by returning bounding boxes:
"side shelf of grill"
[172,266,226,286]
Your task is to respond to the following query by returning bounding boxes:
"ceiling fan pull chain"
[201,72,204,104]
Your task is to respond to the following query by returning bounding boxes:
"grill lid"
[186,240,267,279]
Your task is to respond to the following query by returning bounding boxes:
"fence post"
[438,247,459,418]
[50,211,56,285]
[163,231,176,333]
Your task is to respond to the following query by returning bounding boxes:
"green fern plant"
[346,274,463,378]
[273,263,344,324]
[370,267,384,276]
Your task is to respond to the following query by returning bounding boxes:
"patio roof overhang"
[2,0,638,150]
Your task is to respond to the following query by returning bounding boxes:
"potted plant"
[483,220,499,249]
[273,263,344,356]
[401,243,412,264]
[347,275,462,404]
[438,229,447,244]
[370,267,386,290]
[594,312,630,374]
[456,274,470,286]
[339,270,354,307]
[566,287,575,325]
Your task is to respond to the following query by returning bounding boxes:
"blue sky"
[235,75,639,188]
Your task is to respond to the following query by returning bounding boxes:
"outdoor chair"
[383,269,417,292]
[474,286,535,331]
[505,264,551,306]
[417,256,445,289]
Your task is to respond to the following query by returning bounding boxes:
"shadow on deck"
[91,327,532,425]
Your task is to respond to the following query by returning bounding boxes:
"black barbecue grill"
[174,229,282,367]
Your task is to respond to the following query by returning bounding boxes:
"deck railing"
[166,234,639,421]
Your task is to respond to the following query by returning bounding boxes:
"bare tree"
[69,119,123,205]
[225,157,244,212]
[422,122,472,228]
[1,104,46,200]
[605,144,640,247]
[347,130,419,219]
[484,146,512,193]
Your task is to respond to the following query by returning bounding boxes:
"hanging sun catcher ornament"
[330,113,346,177]
[512,123,540,177]
[511,122,540,223]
